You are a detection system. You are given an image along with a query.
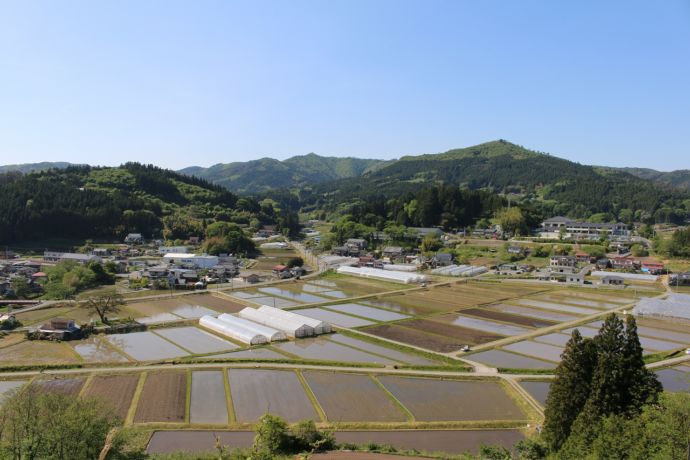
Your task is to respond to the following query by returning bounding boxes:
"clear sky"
[0,1,688,171]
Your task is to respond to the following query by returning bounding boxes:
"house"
[550,255,577,268]
[382,246,404,259]
[641,262,665,275]
[507,246,524,255]
[162,253,219,269]
[290,266,306,278]
[358,256,376,267]
[240,273,262,284]
[158,246,189,255]
[596,258,611,269]
[566,273,585,284]
[611,257,640,270]
[188,236,201,245]
[541,217,629,240]
[574,251,590,263]
[601,275,625,286]
[124,233,144,244]
[257,226,278,238]
[432,252,454,267]
[669,272,690,286]
[43,251,102,265]
[272,265,292,279]
[409,227,443,240]
[345,238,367,250]
[37,318,81,340]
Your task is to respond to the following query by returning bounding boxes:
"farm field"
[83,374,139,419]
[461,307,557,328]
[154,327,239,354]
[190,371,228,424]
[129,294,244,324]
[72,336,130,362]
[518,381,551,406]
[364,322,491,353]
[106,331,189,361]
[228,369,317,422]
[325,303,410,322]
[327,333,439,366]
[134,372,187,423]
[377,376,525,421]
[466,349,557,370]
[294,308,374,328]
[203,348,285,359]
[273,336,397,364]
[34,377,85,396]
[0,340,81,366]
[303,371,407,422]
[0,380,26,401]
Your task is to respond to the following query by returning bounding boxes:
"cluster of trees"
[202,221,255,256]
[42,260,117,299]
[534,314,670,458]
[654,227,690,258]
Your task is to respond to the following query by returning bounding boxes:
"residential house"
[611,257,640,271]
[272,265,292,279]
[124,233,144,244]
[574,251,591,263]
[541,217,629,240]
[567,273,585,284]
[37,318,81,340]
[43,251,102,265]
[550,255,577,268]
[601,275,625,286]
[641,262,665,275]
[240,273,261,284]
[162,253,219,269]
[431,252,454,267]
[159,246,189,255]
[382,246,405,262]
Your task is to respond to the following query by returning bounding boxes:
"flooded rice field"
[467,349,557,370]
[444,315,530,336]
[106,331,189,361]
[146,429,525,455]
[377,376,524,421]
[203,348,285,359]
[169,304,219,319]
[190,371,228,424]
[228,369,317,422]
[636,336,685,352]
[134,372,187,423]
[155,327,239,354]
[319,290,349,299]
[247,295,299,308]
[295,308,375,328]
[503,341,563,363]
[655,367,690,392]
[258,287,329,304]
[561,326,599,338]
[326,303,410,322]
[304,371,407,422]
[515,299,598,315]
[273,337,395,364]
[461,308,556,328]
[539,295,618,309]
[83,374,139,419]
[73,337,130,362]
[490,304,579,322]
[363,297,436,316]
[518,381,551,406]
[636,325,690,344]
[0,380,26,401]
[136,312,183,324]
[327,334,437,366]
[534,332,572,347]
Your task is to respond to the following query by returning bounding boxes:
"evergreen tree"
[542,329,597,451]
[621,315,662,413]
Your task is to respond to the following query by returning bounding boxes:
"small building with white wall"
[162,253,219,269]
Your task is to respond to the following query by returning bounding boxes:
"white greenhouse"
[258,305,332,335]
[336,266,427,284]
[239,307,314,338]
[199,315,268,345]
[217,313,287,342]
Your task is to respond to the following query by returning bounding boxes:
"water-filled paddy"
[327,303,410,322]
[503,341,564,363]
[445,315,530,336]
[327,334,438,366]
[534,332,572,347]
[304,371,406,422]
[540,295,617,309]
[169,304,218,319]
[258,287,328,304]
[0,380,26,401]
[655,368,690,392]
[378,376,524,421]
[190,371,228,424]
[73,337,130,362]
[295,308,374,328]
[636,336,685,352]
[274,337,395,364]
[228,369,317,422]
[637,325,690,344]
[467,349,557,369]
[247,296,299,309]
[106,331,189,361]
[519,381,551,406]
[136,312,182,324]
[204,348,285,359]
[154,327,238,354]
[363,298,436,316]
[490,304,579,322]
[516,299,598,315]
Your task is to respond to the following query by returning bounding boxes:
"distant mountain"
[613,167,690,191]
[0,162,76,174]
[179,153,384,194]
[299,140,687,220]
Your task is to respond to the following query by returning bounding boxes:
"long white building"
[162,253,218,269]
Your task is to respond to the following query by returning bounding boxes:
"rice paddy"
[190,371,228,424]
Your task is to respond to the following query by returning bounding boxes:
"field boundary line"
[184,369,192,424]
[295,370,327,423]
[149,329,194,355]
[369,375,415,422]
[126,371,147,426]
[78,374,95,398]
[501,377,544,420]
[224,369,236,423]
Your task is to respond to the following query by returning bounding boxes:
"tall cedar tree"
[542,329,597,451]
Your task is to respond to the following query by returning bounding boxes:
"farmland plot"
[0,380,26,401]
[378,376,524,421]
[534,332,572,347]
[72,337,129,362]
[461,308,556,328]
[326,303,410,322]
[489,304,579,322]
[228,369,317,422]
[203,348,285,359]
[182,294,246,313]
[83,374,139,419]
[364,323,494,353]
[515,299,597,315]
[247,296,299,309]
[274,337,396,364]
[34,377,85,396]
[519,381,551,406]
[363,297,436,316]
[442,315,530,336]
[503,341,564,363]
[295,308,374,328]
[134,372,187,423]
[303,371,407,422]
[190,371,228,424]
[655,368,690,392]
[106,331,189,361]
[154,327,238,354]
[258,287,328,304]
[0,340,81,366]
[327,334,438,366]
[466,349,557,370]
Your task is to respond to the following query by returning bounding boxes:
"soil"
[83,374,139,419]
[363,324,468,353]
[134,372,186,423]
[401,318,504,344]
[461,307,556,328]
[34,377,85,396]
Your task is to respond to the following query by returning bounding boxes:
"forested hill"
[602,167,690,191]
[179,153,384,194]
[0,163,256,244]
[0,162,77,174]
[298,140,689,223]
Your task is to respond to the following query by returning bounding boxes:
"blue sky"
[0,1,688,170]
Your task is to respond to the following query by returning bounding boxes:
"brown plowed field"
[402,319,504,344]
[34,377,85,396]
[461,308,555,328]
[83,374,139,419]
[134,372,186,423]
[364,324,475,353]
